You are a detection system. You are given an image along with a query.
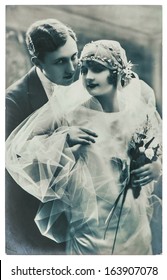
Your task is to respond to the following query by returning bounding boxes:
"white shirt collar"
[36,67,58,99]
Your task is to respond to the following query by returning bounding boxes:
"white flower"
[145,148,154,160]
[139,147,145,153]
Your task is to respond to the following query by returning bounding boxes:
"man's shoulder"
[6,67,37,100]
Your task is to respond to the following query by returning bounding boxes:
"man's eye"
[55,59,64,65]
[81,66,88,75]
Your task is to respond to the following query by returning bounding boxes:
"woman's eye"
[91,64,106,73]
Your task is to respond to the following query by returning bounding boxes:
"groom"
[6,19,79,138]
[5,18,89,254]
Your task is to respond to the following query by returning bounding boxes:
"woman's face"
[81,61,115,96]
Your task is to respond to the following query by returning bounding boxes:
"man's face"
[39,36,78,85]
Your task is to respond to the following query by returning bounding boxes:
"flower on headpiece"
[122,61,133,75]
[121,61,134,87]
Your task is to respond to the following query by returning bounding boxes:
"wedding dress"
[6,77,162,255]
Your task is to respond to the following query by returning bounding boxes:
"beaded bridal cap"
[80,40,135,86]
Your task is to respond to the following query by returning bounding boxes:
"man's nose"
[66,60,76,73]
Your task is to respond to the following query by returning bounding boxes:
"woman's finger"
[133,170,151,178]
[139,178,153,187]
[131,164,150,175]
[133,175,153,185]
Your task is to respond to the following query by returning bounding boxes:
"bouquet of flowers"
[128,114,161,198]
[104,114,161,253]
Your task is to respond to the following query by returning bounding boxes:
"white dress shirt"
[36,67,58,99]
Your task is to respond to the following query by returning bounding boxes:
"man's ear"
[31,56,42,69]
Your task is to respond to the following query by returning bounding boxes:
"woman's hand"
[131,160,162,187]
[66,126,98,147]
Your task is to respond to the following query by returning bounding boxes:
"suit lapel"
[27,67,48,112]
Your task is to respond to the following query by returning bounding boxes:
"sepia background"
[6,5,162,254]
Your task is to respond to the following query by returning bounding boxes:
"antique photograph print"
[5,5,162,255]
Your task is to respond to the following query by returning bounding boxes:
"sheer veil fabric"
[6,75,162,254]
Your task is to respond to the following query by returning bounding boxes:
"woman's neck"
[95,89,119,113]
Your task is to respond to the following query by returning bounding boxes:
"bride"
[6,40,162,255]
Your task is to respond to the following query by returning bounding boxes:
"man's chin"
[63,78,74,86]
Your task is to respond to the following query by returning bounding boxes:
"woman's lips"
[87,83,98,89]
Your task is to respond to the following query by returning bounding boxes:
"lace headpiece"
[80,40,134,86]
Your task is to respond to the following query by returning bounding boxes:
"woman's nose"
[86,69,94,80]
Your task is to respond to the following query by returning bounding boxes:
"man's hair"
[26,18,77,60]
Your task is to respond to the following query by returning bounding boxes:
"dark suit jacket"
[6,67,65,254]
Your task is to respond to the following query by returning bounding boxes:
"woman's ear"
[31,56,42,69]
